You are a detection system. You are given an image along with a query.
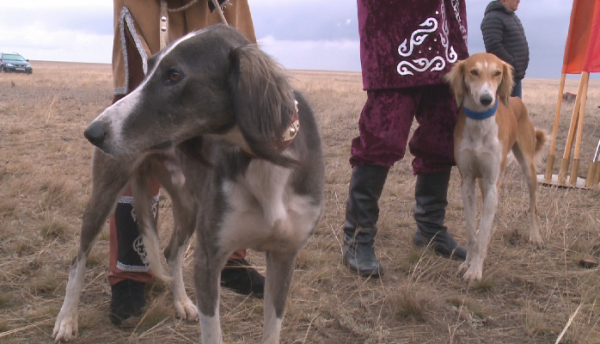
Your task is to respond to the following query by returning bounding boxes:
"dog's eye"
[493,71,502,77]
[168,70,181,82]
[470,70,479,76]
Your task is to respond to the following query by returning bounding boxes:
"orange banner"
[562,0,600,74]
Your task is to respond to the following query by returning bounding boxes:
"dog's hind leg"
[512,143,543,246]
[53,150,131,341]
[458,176,477,277]
[262,250,297,344]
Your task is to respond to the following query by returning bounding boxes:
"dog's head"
[445,52,514,110]
[85,24,297,167]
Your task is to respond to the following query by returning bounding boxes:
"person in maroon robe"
[343,0,470,277]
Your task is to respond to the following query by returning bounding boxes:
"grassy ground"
[1,61,600,343]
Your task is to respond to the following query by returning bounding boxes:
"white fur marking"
[53,256,88,341]
[199,307,223,344]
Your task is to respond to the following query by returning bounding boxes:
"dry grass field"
[2,61,600,344]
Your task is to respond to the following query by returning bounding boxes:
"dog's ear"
[445,60,467,106]
[498,61,514,105]
[228,43,298,167]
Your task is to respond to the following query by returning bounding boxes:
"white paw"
[174,298,199,321]
[462,264,483,282]
[53,312,78,342]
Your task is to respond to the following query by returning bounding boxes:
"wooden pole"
[588,138,600,188]
[557,74,586,185]
[545,73,567,183]
[569,72,590,186]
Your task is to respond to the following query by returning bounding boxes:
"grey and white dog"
[53,24,324,344]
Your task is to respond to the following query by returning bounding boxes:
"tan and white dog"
[446,53,546,282]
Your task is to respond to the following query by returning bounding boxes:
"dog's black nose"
[480,94,493,106]
[84,121,107,147]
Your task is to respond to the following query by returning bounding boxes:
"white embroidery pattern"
[396,0,465,76]
[451,0,468,44]
[440,0,458,64]
[397,18,437,57]
[133,235,149,265]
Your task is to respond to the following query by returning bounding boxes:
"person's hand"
[208,0,229,12]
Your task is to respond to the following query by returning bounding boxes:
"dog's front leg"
[458,176,477,276]
[194,245,228,344]
[54,150,132,342]
[262,250,297,344]
[464,178,499,282]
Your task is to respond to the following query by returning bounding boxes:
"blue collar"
[463,100,498,120]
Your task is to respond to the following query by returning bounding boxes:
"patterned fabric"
[357,0,469,90]
[350,84,458,174]
[112,0,256,95]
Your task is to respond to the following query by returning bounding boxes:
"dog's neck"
[462,99,498,120]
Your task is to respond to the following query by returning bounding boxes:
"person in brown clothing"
[108,0,263,325]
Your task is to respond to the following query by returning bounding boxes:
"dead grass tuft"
[40,217,67,239]
[0,293,10,308]
[135,296,172,333]
[388,286,431,321]
[2,65,600,343]
[32,268,61,294]
[0,320,8,333]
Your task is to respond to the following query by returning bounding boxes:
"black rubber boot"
[413,169,467,261]
[220,258,265,299]
[109,279,146,325]
[343,165,390,277]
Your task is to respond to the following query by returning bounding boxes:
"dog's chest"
[456,117,503,177]
[217,159,319,252]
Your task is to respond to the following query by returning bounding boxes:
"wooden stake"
[585,162,597,188]
[569,72,590,186]
[545,73,566,183]
[558,74,586,185]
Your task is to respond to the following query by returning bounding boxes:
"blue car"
[0,53,32,74]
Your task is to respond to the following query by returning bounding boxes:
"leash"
[159,0,229,50]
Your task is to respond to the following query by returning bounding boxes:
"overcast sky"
[0,0,576,79]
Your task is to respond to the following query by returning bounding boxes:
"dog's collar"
[241,100,300,157]
[463,100,498,120]
[274,104,300,152]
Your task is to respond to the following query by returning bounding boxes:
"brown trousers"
[108,0,256,286]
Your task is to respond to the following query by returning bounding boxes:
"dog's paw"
[529,233,544,248]
[52,313,78,342]
[462,262,483,283]
[458,261,470,274]
[174,298,199,321]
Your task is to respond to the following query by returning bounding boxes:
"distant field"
[1,61,600,343]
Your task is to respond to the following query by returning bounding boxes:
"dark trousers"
[350,84,458,174]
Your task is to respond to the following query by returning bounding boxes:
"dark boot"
[109,279,146,325]
[343,165,389,277]
[220,258,265,299]
[413,169,467,260]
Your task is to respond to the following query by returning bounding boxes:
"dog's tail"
[534,129,547,155]
[131,174,172,283]
[533,128,548,168]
